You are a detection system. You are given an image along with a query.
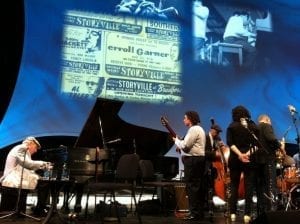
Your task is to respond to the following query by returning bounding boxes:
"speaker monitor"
[253,211,300,224]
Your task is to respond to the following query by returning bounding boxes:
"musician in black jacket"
[204,124,223,214]
[256,114,283,214]
[226,105,259,223]
[205,124,223,158]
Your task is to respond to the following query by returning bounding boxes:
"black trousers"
[229,162,255,216]
[35,181,50,211]
[0,187,28,212]
[183,156,206,217]
[255,159,277,215]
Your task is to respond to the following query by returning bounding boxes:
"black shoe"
[33,207,48,217]
[183,215,201,221]
[74,204,82,213]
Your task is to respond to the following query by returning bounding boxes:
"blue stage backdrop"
[1,0,299,163]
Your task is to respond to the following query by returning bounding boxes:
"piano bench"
[217,43,243,66]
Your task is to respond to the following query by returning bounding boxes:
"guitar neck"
[161,116,177,138]
[165,125,176,138]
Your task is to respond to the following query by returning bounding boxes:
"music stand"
[0,149,41,221]
[98,115,114,178]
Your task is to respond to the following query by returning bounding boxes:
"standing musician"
[205,122,223,160]
[256,114,284,213]
[204,122,223,212]
[173,111,206,221]
[226,105,259,223]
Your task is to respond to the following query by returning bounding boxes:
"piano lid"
[74,99,174,159]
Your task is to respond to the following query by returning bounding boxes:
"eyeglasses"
[86,81,97,86]
[90,31,99,36]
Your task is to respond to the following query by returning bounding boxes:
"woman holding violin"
[226,105,259,223]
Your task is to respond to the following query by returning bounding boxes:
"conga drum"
[174,183,189,218]
[284,166,297,179]
[281,165,298,192]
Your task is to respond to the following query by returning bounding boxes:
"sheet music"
[256,11,272,32]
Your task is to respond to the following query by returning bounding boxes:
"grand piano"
[69,98,177,180]
[42,98,178,212]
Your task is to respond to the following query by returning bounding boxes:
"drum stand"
[277,162,288,210]
[284,179,300,211]
[285,191,293,211]
[276,161,296,212]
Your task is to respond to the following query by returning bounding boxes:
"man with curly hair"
[226,105,259,223]
[173,111,206,221]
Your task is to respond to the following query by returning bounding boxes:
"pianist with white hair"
[0,136,50,213]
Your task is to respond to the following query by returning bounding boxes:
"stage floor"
[0,193,299,223]
[0,194,237,224]
[0,210,248,224]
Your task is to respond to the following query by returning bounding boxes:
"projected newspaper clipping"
[61,11,181,104]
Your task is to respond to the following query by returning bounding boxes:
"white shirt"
[175,125,206,156]
[2,144,45,177]
[223,15,253,39]
[193,3,209,39]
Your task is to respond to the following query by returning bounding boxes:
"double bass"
[210,120,245,201]
[212,143,245,201]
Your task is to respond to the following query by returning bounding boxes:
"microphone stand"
[0,149,40,221]
[98,115,110,180]
[242,121,268,155]
[290,112,300,156]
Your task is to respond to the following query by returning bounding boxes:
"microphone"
[288,105,298,114]
[106,138,121,144]
[240,117,248,128]
[133,138,137,154]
